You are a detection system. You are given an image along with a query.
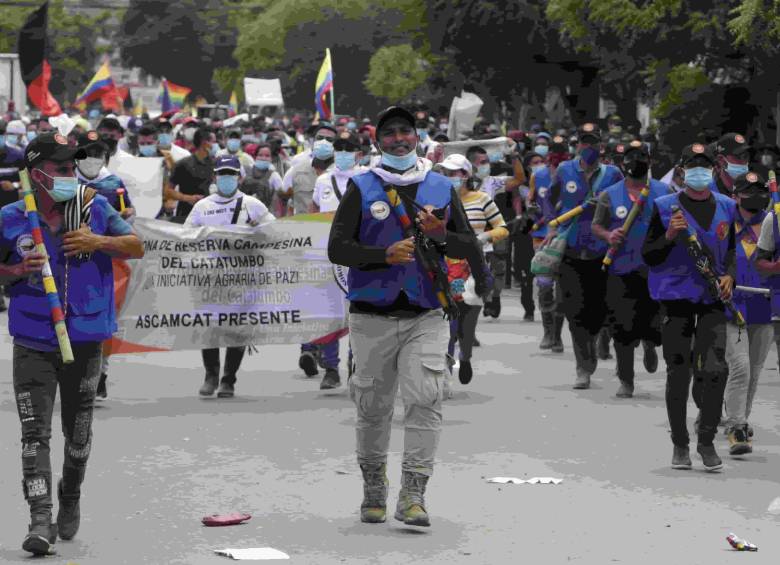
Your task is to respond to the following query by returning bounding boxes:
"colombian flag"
[315,48,334,121]
[229,90,238,116]
[73,62,116,109]
[159,78,191,112]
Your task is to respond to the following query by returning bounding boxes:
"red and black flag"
[18,2,62,116]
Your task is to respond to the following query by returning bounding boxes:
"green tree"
[364,44,430,103]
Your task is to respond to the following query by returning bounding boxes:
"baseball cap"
[6,119,26,135]
[439,154,473,175]
[715,132,750,157]
[623,139,649,160]
[733,171,766,193]
[577,122,601,143]
[680,143,716,167]
[535,132,552,142]
[126,117,145,133]
[550,135,568,154]
[376,106,416,134]
[214,155,241,174]
[97,117,123,132]
[76,130,109,152]
[333,131,360,151]
[25,132,86,169]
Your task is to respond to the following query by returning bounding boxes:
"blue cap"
[214,154,241,173]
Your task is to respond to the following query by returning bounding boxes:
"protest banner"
[105,214,347,354]
[440,136,516,159]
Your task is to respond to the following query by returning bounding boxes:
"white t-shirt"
[480,175,509,200]
[184,190,275,227]
[166,143,191,163]
[312,167,366,212]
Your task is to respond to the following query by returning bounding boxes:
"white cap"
[6,120,26,135]
[439,153,472,175]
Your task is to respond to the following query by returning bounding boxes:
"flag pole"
[327,48,335,120]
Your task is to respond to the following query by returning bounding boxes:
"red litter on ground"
[202,513,252,527]
[727,533,758,552]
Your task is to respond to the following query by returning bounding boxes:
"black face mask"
[100,135,118,153]
[740,193,770,213]
[624,158,649,179]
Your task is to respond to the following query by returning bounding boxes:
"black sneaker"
[298,352,319,377]
[671,446,692,470]
[56,479,80,540]
[22,517,57,556]
[642,341,658,373]
[217,379,235,398]
[458,360,473,384]
[320,368,341,390]
[490,297,501,319]
[697,444,723,472]
[473,337,481,347]
[96,373,108,400]
[523,311,534,322]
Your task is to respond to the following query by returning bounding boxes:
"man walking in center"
[328,106,485,527]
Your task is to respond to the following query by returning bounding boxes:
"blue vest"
[605,179,669,275]
[2,196,117,347]
[768,210,780,317]
[530,167,555,238]
[556,159,623,254]
[87,174,130,211]
[731,212,771,325]
[346,170,452,309]
[648,192,736,303]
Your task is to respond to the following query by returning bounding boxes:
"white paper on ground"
[486,477,563,485]
[214,547,290,560]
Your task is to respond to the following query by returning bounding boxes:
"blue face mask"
[531,164,546,175]
[684,167,713,190]
[347,121,357,130]
[157,133,172,148]
[227,139,241,153]
[26,132,37,142]
[216,175,239,197]
[488,152,503,163]
[417,129,429,141]
[476,164,491,179]
[6,135,19,146]
[254,159,271,171]
[449,176,464,190]
[209,143,219,158]
[360,155,371,166]
[334,151,356,171]
[312,139,334,160]
[39,170,78,202]
[726,162,749,179]
[579,145,600,166]
[0,135,6,148]
[139,144,157,157]
[534,144,549,157]
[380,149,417,171]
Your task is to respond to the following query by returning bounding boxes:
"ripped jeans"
[660,301,728,448]
[13,342,102,517]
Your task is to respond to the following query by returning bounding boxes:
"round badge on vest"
[370,201,390,220]
[538,187,548,198]
[616,205,628,219]
[16,233,35,257]
[565,181,578,194]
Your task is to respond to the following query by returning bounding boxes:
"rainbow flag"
[158,78,191,112]
[315,48,334,121]
[73,62,116,108]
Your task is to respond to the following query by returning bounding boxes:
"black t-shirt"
[170,154,214,218]
[0,146,23,209]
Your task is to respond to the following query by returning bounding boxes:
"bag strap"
[230,196,244,225]
[331,175,343,201]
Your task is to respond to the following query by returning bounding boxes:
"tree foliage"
[364,44,430,104]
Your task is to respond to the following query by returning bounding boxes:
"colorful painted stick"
[602,185,650,271]
[19,169,74,363]
[117,187,126,213]
[531,199,595,233]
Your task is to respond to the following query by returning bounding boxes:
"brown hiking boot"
[394,471,430,527]
[360,464,388,523]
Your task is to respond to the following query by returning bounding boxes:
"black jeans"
[559,256,607,335]
[606,271,662,347]
[448,301,482,362]
[202,347,246,384]
[13,342,103,517]
[512,230,535,315]
[661,301,728,447]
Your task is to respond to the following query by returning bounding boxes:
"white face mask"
[77,157,104,179]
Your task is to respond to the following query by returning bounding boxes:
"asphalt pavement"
[1,287,779,564]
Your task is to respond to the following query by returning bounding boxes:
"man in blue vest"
[542,123,623,389]
[0,133,144,555]
[592,140,671,397]
[328,106,486,528]
[724,172,773,456]
[710,132,751,197]
[642,143,736,472]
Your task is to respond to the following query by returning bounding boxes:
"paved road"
[1,288,779,564]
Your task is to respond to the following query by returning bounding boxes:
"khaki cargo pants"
[348,309,448,477]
